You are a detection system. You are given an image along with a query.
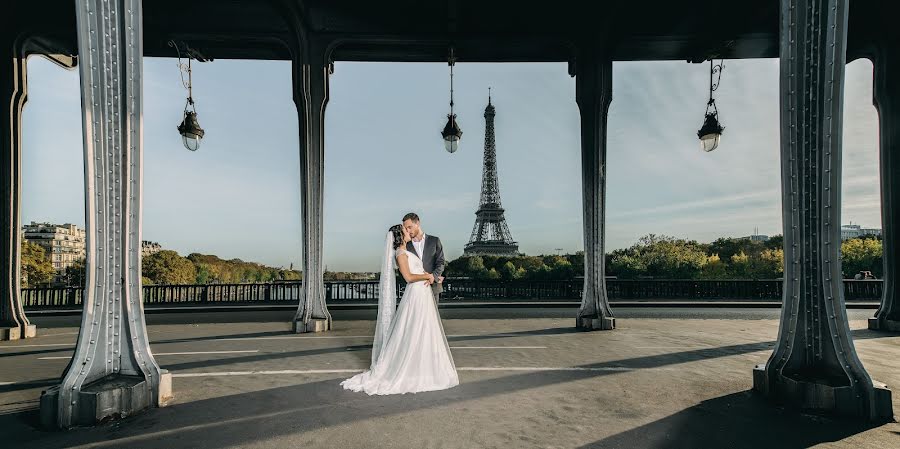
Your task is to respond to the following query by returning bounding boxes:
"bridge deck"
[1,310,898,448]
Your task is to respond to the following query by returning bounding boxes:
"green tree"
[728,251,751,278]
[608,234,707,279]
[195,265,211,284]
[500,261,522,280]
[840,238,883,278]
[21,241,53,287]
[764,235,784,251]
[700,254,729,279]
[466,256,485,273]
[709,237,762,264]
[548,257,575,279]
[142,250,197,285]
[517,256,545,272]
[607,250,646,279]
[65,257,87,286]
[753,248,784,279]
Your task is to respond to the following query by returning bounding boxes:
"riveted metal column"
[573,49,615,331]
[869,42,900,332]
[0,35,35,341]
[40,0,172,429]
[290,36,332,333]
[753,0,892,421]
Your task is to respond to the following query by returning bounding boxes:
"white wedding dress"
[340,248,459,395]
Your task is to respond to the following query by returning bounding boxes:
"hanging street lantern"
[698,108,724,152]
[697,59,725,152]
[170,40,207,151]
[177,110,204,151]
[441,47,462,153]
[442,115,462,153]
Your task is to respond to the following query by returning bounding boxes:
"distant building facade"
[740,227,770,242]
[141,241,163,258]
[741,234,770,242]
[840,224,882,240]
[23,222,86,284]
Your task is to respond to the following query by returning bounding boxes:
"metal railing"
[20,278,883,309]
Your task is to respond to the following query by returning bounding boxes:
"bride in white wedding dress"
[340,224,459,395]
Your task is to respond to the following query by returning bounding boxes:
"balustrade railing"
[20,278,883,309]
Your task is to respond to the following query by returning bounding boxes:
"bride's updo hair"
[389,224,405,249]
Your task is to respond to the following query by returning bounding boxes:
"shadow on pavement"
[578,390,883,449]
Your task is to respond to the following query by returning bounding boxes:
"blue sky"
[21,57,880,272]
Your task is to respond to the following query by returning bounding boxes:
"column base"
[292,318,330,333]
[0,323,36,340]
[0,326,20,341]
[868,317,900,332]
[576,316,615,331]
[753,365,893,421]
[40,371,172,429]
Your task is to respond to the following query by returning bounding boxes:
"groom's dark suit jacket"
[407,235,446,300]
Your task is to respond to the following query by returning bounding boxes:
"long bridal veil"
[371,231,397,366]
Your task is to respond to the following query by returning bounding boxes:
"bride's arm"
[396,252,434,283]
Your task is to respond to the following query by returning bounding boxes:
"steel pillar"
[573,49,615,331]
[869,42,900,332]
[40,0,172,429]
[290,34,332,333]
[0,35,35,341]
[753,0,891,421]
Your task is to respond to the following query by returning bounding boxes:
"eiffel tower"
[464,91,519,256]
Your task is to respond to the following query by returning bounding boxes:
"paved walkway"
[1,313,898,448]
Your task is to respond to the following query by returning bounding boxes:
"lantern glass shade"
[441,114,462,154]
[444,136,460,153]
[699,133,721,152]
[182,134,202,151]
[697,112,724,152]
[178,110,205,151]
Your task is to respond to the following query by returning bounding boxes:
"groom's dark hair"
[402,212,420,223]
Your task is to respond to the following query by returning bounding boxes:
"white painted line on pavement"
[206,333,559,342]
[1,365,670,386]
[460,367,636,372]
[36,331,79,337]
[37,350,261,360]
[171,366,671,378]
[0,343,73,348]
[635,345,714,349]
[155,350,261,356]
[217,335,373,341]
[174,369,363,377]
[451,346,547,349]
[176,331,568,343]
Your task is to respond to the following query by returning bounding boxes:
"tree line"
[20,246,303,287]
[445,234,883,281]
[19,233,884,287]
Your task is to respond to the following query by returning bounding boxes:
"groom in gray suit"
[402,212,446,304]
